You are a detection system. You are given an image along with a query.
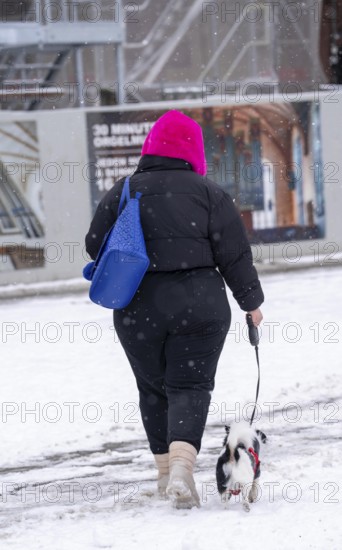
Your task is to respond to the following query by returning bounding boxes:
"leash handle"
[246,313,260,425]
[246,313,260,347]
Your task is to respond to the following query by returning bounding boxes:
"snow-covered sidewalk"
[1,266,341,549]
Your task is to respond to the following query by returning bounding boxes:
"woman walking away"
[85,110,264,509]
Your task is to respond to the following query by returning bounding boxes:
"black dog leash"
[246,313,260,426]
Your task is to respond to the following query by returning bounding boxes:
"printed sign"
[0,121,44,271]
[86,111,154,211]
[86,102,325,243]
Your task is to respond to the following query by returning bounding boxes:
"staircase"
[0,0,124,110]
[127,0,204,84]
[0,47,72,110]
[125,0,279,98]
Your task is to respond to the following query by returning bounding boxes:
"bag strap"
[118,176,143,215]
[118,176,131,216]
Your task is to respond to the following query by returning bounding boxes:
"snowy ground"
[1,266,342,550]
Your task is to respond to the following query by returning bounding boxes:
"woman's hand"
[247,308,263,326]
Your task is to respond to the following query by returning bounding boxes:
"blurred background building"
[0,0,340,110]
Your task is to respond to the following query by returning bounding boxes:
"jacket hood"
[141,110,207,176]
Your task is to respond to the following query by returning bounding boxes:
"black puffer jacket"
[85,155,264,312]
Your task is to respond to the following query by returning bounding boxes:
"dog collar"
[248,447,260,474]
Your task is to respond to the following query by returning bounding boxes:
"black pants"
[113,267,231,454]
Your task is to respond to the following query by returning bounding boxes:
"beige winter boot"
[153,453,169,497]
[166,441,200,509]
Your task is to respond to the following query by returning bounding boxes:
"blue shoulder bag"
[83,176,150,309]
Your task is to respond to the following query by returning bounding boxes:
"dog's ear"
[256,430,267,444]
[224,425,231,435]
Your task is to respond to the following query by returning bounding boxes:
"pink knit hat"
[141,110,207,176]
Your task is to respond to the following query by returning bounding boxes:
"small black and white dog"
[216,421,267,512]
